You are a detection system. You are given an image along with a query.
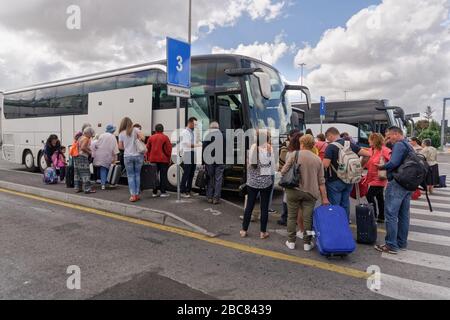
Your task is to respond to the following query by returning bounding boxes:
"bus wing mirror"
[254,72,271,100]
[282,85,312,110]
[291,112,300,129]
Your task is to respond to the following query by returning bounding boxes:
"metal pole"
[176,97,181,201]
[442,98,449,149]
[188,0,192,44]
[298,63,306,101]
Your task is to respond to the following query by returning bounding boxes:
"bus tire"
[38,152,48,173]
[23,150,36,172]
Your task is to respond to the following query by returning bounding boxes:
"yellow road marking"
[0,187,370,280]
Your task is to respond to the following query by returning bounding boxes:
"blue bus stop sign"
[167,37,191,96]
[320,96,326,117]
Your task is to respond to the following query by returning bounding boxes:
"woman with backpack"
[118,117,146,202]
[240,129,276,240]
[365,133,391,224]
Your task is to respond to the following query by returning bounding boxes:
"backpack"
[331,141,363,184]
[69,140,80,157]
[393,141,432,211]
[43,167,58,185]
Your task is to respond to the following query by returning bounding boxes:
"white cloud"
[212,34,293,65]
[294,0,450,121]
[0,0,285,91]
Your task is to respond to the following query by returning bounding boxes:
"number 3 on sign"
[176,56,183,72]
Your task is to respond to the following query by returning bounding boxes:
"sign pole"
[176,97,181,201]
[320,96,326,134]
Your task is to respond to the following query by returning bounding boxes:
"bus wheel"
[167,164,183,192]
[23,150,36,172]
[38,152,48,173]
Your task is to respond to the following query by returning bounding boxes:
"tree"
[419,129,441,148]
[424,106,435,122]
[416,120,430,134]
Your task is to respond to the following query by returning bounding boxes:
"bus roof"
[3,54,280,95]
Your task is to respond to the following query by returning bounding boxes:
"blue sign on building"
[167,37,191,90]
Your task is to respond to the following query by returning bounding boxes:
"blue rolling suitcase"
[313,205,356,257]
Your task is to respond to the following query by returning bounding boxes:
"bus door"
[213,92,245,188]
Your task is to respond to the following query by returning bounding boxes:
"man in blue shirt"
[323,127,370,221]
[375,126,413,255]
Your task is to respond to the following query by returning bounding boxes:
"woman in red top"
[365,133,391,224]
[146,124,173,197]
[315,133,328,161]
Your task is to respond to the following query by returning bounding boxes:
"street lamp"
[298,63,306,100]
[188,0,192,44]
[442,98,450,149]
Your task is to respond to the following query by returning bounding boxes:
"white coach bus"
[1,54,311,190]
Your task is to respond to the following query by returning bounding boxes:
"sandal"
[240,231,248,238]
[260,232,270,240]
[374,244,397,255]
[129,196,138,202]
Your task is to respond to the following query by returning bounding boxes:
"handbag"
[135,138,147,154]
[279,151,300,189]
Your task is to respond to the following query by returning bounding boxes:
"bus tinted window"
[56,83,83,97]
[84,77,117,94]
[216,60,239,91]
[3,93,22,119]
[34,88,56,117]
[116,70,159,89]
[191,60,215,95]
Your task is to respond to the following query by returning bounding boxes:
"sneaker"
[181,193,191,199]
[374,244,398,255]
[268,209,278,215]
[207,198,213,204]
[213,199,220,205]
[399,247,408,252]
[296,231,304,240]
[304,242,315,252]
[101,185,106,190]
[160,193,170,198]
[285,241,296,250]
[152,193,159,198]
[190,192,200,197]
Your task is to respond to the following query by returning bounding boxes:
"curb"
[0,180,217,238]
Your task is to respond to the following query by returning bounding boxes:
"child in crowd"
[52,146,67,182]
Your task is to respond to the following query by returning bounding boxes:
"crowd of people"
[42,118,441,256]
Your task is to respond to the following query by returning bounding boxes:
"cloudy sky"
[0,0,449,120]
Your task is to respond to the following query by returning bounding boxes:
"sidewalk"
[0,168,283,237]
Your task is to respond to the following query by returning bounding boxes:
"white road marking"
[410,219,450,231]
[371,273,450,300]
[414,194,450,202]
[412,201,450,210]
[410,208,450,219]
[408,231,450,247]
[382,250,450,272]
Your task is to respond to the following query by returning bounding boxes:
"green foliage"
[418,129,441,148]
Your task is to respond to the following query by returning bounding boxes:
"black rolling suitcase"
[355,183,378,244]
[140,164,158,191]
[108,164,122,186]
[66,164,75,188]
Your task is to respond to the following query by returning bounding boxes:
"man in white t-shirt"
[180,117,198,198]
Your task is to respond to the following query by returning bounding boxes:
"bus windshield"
[242,61,291,135]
